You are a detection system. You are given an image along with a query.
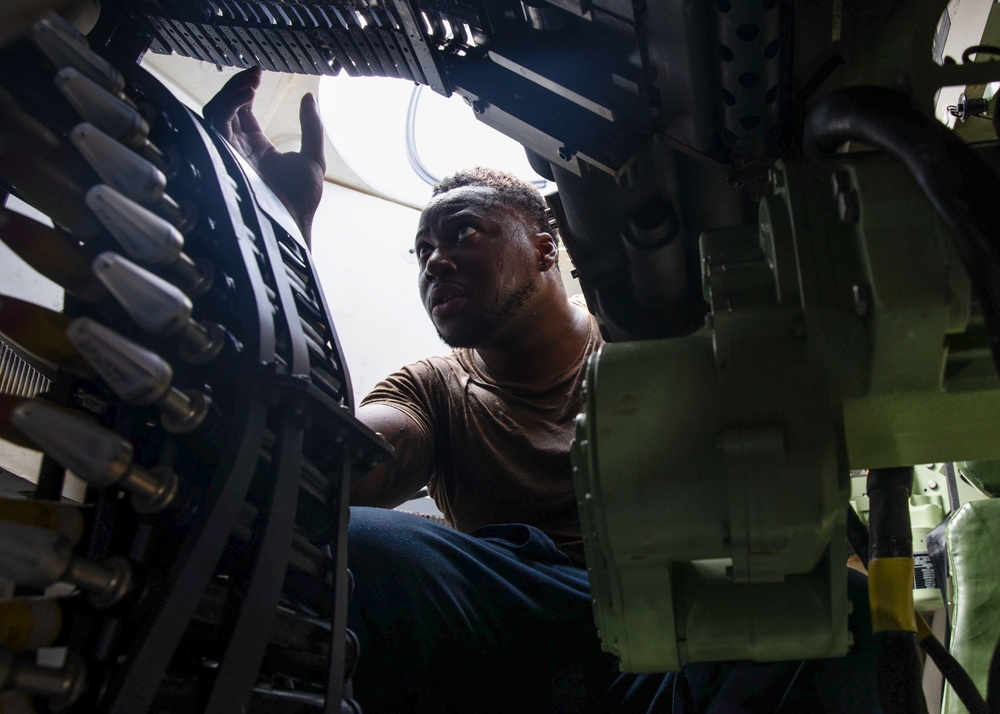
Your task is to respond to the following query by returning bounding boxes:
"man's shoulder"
[568,294,604,349]
[375,350,474,390]
[360,350,474,414]
[407,350,471,376]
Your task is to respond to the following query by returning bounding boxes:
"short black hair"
[432,167,548,233]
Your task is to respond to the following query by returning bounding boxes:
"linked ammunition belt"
[139,0,450,93]
[0,15,390,713]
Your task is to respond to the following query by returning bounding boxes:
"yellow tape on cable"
[868,557,918,633]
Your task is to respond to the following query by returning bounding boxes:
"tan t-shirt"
[361,303,602,566]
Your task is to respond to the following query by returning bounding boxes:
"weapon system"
[1,0,999,711]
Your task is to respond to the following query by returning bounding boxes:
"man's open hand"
[203,67,326,244]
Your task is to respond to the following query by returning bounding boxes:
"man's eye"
[413,244,430,260]
[457,225,476,240]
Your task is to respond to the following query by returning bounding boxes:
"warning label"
[914,552,937,590]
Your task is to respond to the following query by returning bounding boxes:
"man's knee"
[346,508,445,638]
[350,507,429,555]
[347,506,456,586]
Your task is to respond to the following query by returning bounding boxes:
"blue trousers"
[347,508,880,713]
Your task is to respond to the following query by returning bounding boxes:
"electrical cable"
[404,85,440,186]
[803,86,1000,378]
[846,505,988,714]
[988,635,1000,713]
[846,504,871,568]
[865,467,927,714]
[923,636,989,714]
[962,45,1000,65]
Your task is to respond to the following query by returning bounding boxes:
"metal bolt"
[471,100,486,114]
[928,480,939,490]
[831,170,860,223]
[852,283,873,318]
[557,146,573,162]
[837,190,860,223]
[831,170,852,196]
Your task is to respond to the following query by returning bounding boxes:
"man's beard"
[436,280,538,348]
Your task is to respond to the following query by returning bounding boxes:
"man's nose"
[423,247,456,281]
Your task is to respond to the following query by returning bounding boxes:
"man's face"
[414,185,541,348]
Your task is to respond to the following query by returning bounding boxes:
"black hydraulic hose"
[924,636,989,714]
[866,468,915,561]
[803,86,1000,377]
[848,498,988,713]
[846,504,871,568]
[848,497,988,713]
[988,634,1000,713]
[866,467,928,714]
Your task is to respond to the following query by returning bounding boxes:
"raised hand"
[202,67,326,245]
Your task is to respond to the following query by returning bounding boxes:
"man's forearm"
[352,404,433,507]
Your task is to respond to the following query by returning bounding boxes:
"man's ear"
[535,231,558,271]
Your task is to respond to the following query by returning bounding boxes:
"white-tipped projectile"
[91,253,225,362]
[11,400,179,512]
[55,67,147,145]
[32,17,125,95]
[0,521,133,609]
[85,185,183,266]
[70,123,166,202]
[66,317,209,433]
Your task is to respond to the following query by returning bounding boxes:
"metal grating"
[0,337,51,397]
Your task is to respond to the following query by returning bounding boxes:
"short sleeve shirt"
[361,301,602,566]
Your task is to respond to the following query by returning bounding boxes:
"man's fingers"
[236,103,265,135]
[202,67,262,125]
[204,86,255,129]
[217,66,262,96]
[299,93,326,172]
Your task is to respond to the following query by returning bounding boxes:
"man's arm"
[353,403,434,508]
